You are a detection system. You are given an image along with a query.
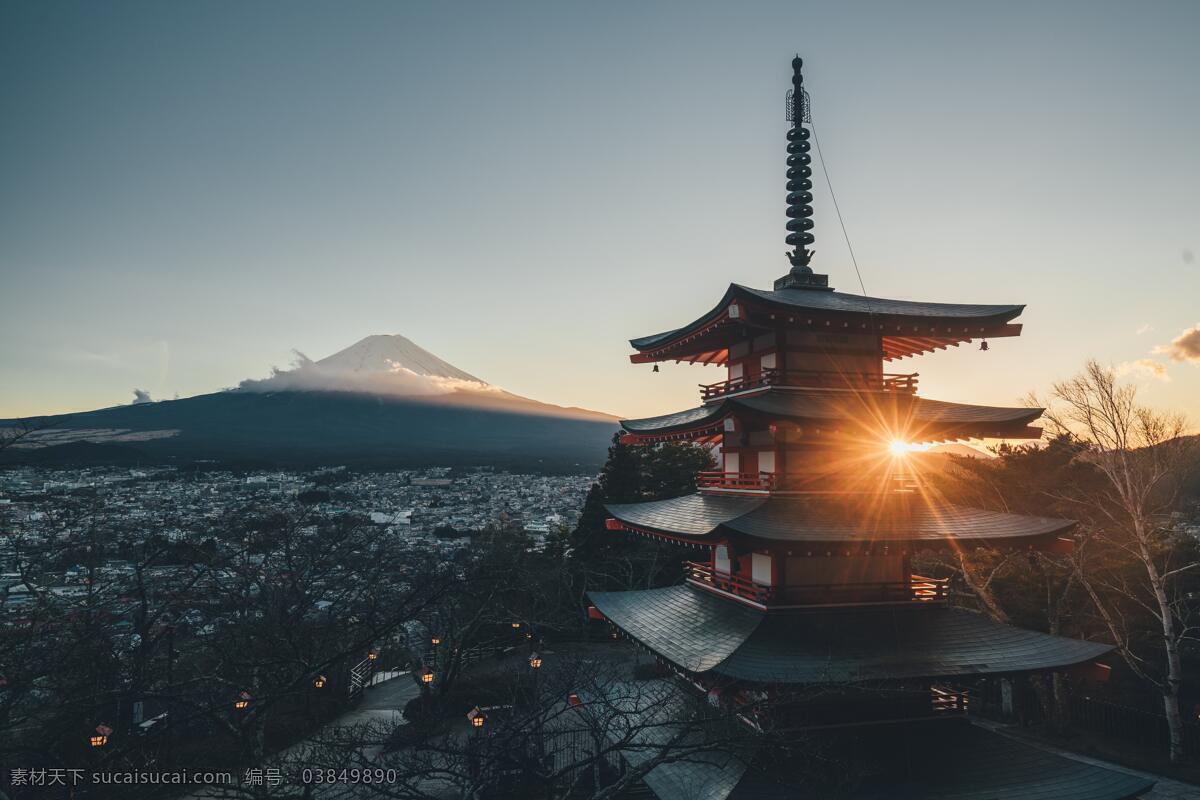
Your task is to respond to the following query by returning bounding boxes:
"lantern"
[313,674,326,689]
[467,706,486,729]
[90,724,112,748]
[367,649,379,661]
[529,652,542,670]
[419,666,434,685]
[510,622,521,629]
[234,691,251,710]
[431,635,441,646]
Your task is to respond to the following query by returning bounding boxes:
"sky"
[2,0,1198,423]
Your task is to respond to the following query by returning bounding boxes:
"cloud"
[1116,359,1171,382]
[1152,323,1200,364]
[1135,323,1151,335]
[238,351,498,397]
[131,389,154,404]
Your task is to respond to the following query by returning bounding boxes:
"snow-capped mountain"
[315,335,485,384]
[238,335,493,397]
[5,335,619,469]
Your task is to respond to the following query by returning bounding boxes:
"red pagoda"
[586,58,1155,799]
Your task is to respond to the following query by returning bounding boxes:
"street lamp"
[90,724,112,748]
[234,691,251,710]
[467,706,486,729]
[367,649,379,661]
[419,666,434,685]
[313,674,326,689]
[510,622,521,629]
[528,652,542,670]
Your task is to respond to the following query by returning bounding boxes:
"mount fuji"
[3,336,619,470]
[315,334,485,383]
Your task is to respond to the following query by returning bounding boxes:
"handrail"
[696,471,776,491]
[931,686,970,714]
[684,561,773,604]
[684,561,949,606]
[700,368,918,401]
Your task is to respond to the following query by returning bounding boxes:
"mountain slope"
[4,391,618,470]
[3,335,619,470]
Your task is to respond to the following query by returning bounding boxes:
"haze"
[1,0,1198,422]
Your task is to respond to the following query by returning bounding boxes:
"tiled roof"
[630,283,1024,351]
[621,389,1042,437]
[589,585,1112,683]
[606,493,1074,545]
[843,722,1154,800]
[581,679,1152,800]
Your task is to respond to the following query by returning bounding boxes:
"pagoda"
[586,58,1155,799]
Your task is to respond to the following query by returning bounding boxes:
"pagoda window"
[760,352,777,371]
[740,451,759,475]
[751,553,773,586]
[714,545,732,575]
[758,451,776,474]
[728,362,744,381]
[724,452,740,474]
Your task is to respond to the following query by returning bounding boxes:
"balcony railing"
[696,471,775,491]
[684,561,949,606]
[700,368,918,401]
[684,561,772,604]
[931,686,970,715]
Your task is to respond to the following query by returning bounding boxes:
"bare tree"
[1039,359,1199,763]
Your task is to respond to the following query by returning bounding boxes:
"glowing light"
[888,440,930,457]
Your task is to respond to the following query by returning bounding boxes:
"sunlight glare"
[888,440,929,457]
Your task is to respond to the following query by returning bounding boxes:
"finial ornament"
[775,57,829,291]
[785,57,814,271]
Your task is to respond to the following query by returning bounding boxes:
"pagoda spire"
[776,56,829,291]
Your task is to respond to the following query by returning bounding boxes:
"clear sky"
[2,0,1198,423]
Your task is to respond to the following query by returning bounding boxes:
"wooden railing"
[696,471,775,491]
[700,368,918,401]
[931,686,970,715]
[684,561,772,604]
[684,562,949,606]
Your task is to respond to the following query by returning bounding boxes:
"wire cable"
[810,121,873,307]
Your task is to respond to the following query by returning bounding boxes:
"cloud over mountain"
[237,335,501,397]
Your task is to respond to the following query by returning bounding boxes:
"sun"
[888,440,930,457]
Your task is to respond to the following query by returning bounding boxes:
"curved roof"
[606,493,1074,546]
[630,283,1025,363]
[621,389,1043,442]
[589,584,1111,684]
[581,682,1153,800]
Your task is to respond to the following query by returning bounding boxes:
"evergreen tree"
[568,434,714,596]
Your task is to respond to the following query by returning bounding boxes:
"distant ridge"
[2,335,619,471]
